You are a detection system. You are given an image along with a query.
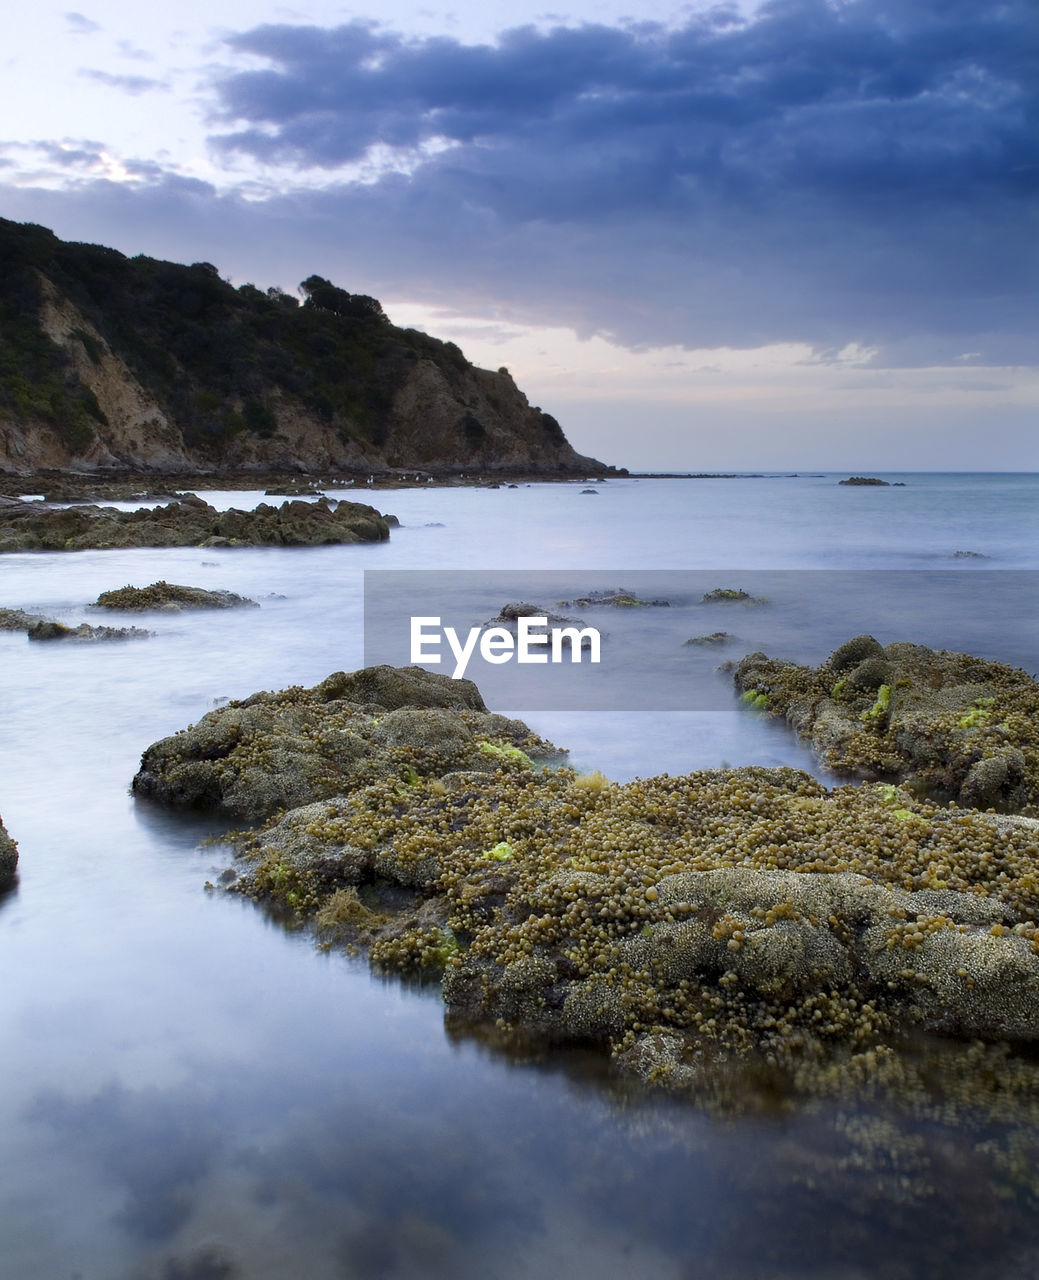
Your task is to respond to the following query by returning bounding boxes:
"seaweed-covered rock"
[734,637,1039,813]
[684,632,733,647]
[0,495,392,553]
[132,664,559,821]
[221,762,1039,1105]
[93,582,258,611]
[701,588,768,605]
[839,476,890,486]
[0,814,17,879]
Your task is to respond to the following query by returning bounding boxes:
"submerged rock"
[684,632,734,647]
[0,494,392,553]
[0,607,47,630]
[0,814,17,879]
[557,588,670,608]
[3,605,148,641]
[701,588,768,605]
[484,602,587,629]
[734,635,1039,813]
[27,620,151,642]
[133,664,560,821]
[93,581,258,611]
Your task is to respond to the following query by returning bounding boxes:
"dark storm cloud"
[194,0,1039,359]
[6,0,1035,364]
[213,0,1036,214]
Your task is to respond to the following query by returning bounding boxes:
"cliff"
[0,218,613,477]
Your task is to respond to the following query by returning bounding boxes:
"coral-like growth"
[132,665,560,821]
[734,637,1039,813]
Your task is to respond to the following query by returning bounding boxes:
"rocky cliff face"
[0,219,613,477]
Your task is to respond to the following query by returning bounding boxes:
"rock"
[701,588,769,605]
[557,589,671,608]
[684,632,733,647]
[0,607,47,630]
[734,636,1039,812]
[484,602,587,628]
[952,550,989,559]
[132,664,559,821]
[839,476,890,486]
[214,756,1039,1107]
[93,581,258,611]
[27,620,151,642]
[0,495,392,553]
[0,814,17,880]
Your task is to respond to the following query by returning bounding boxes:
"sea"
[1,472,1037,1280]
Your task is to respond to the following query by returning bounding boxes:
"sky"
[2,0,1036,471]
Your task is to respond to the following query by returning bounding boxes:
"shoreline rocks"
[0,494,392,553]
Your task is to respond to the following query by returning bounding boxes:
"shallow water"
[2,473,1038,1279]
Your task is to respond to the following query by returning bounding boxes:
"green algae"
[481,841,514,862]
[861,684,891,722]
[476,740,534,767]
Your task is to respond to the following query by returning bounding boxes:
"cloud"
[64,11,100,35]
[78,68,168,94]
[0,139,175,187]
[6,1,1037,368]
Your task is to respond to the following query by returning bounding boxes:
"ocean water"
[1,473,1037,1280]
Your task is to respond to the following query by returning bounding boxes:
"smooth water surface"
[1,474,1038,1279]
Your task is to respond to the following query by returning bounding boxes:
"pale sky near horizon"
[2,1,1036,471]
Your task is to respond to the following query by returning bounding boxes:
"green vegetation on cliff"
[0,217,598,473]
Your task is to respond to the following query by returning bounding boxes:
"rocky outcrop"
[93,582,257,611]
[2,604,149,640]
[734,636,1039,813]
[132,664,562,822]
[220,752,1039,1097]
[0,815,17,880]
[0,217,614,477]
[0,494,390,552]
[27,620,150,642]
[133,663,1039,1111]
[0,606,46,630]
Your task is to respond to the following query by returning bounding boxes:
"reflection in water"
[23,1043,1039,1280]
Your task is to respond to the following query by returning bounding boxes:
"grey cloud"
[193,0,1039,360]
[5,0,1036,367]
